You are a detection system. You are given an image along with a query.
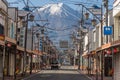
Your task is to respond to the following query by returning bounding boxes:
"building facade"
[0,0,8,79]
[113,0,120,80]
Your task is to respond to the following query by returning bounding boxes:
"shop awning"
[17,46,24,51]
[91,50,96,55]
[111,40,120,47]
[32,50,42,55]
[102,43,111,49]
[27,49,32,53]
[5,37,16,44]
[82,52,88,57]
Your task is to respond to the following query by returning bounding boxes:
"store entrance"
[104,56,112,76]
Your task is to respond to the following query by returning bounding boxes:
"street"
[23,66,91,80]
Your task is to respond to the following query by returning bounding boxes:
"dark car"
[51,60,60,70]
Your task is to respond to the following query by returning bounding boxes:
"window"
[93,31,96,42]
[0,24,4,35]
[17,28,20,32]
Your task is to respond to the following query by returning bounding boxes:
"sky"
[7,0,114,11]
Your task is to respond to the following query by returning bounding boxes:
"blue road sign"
[104,26,112,35]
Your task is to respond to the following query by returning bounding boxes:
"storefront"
[111,40,120,80]
[95,43,112,80]
[82,52,88,70]
[4,41,16,76]
[0,41,4,79]
[16,46,24,76]
[103,49,112,76]
[16,50,23,75]
[89,50,96,75]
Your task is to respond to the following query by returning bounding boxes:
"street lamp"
[29,14,34,21]
[84,12,89,20]
[91,19,97,26]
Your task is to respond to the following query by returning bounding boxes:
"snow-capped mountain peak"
[38,3,64,15]
[38,3,80,16]
[34,3,81,45]
[49,3,63,15]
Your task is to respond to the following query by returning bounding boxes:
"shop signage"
[0,34,4,40]
[59,40,68,48]
[113,47,119,53]
[104,26,112,35]
[89,6,101,15]
[7,43,11,47]
[106,49,111,55]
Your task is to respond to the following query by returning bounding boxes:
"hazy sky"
[6,0,113,10]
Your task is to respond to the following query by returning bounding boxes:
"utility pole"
[101,0,108,80]
[103,0,109,43]
[78,5,83,70]
[30,27,33,74]
[101,3,104,80]
[23,0,29,76]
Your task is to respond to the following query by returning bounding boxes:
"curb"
[21,70,43,80]
[77,70,93,80]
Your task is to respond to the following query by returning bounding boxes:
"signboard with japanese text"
[59,40,68,48]
[104,26,112,35]
[0,34,4,41]
[89,8,101,15]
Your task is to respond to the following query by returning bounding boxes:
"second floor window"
[0,24,4,35]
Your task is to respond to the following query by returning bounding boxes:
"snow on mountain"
[35,3,80,28]
[34,3,81,47]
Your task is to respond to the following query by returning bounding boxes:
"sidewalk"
[4,70,41,80]
[79,70,112,80]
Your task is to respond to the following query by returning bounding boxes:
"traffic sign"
[104,26,112,35]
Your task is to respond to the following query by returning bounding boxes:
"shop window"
[17,41,19,45]
[17,28,20,33]
[0,24,4,35]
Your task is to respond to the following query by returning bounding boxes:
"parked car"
[51,60,60,70]
[62,60,70,65]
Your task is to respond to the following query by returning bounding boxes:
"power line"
[22,0,27,6]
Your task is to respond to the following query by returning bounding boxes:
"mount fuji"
[33,3,81,47]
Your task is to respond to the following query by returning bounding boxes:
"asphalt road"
[23,66,91,80]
